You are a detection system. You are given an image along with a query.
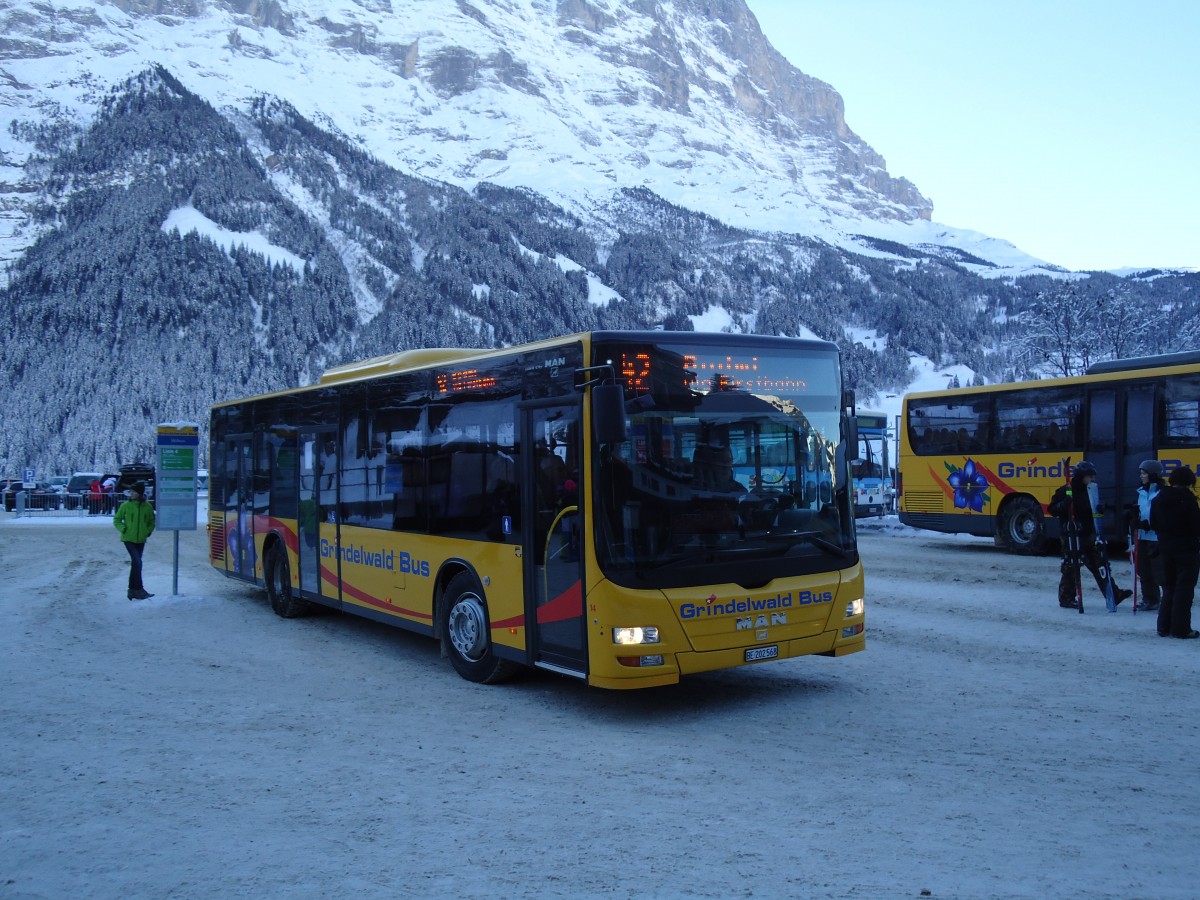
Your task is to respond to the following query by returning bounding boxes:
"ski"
[1085,476,1118,612]
[1062,457,1084,614]
[1094,536,1118,613]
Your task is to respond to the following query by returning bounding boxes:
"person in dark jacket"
[1125,460,1166,611]
[1050,460,1131,610]
[113,482,156,601]
[1149,466,1200,639]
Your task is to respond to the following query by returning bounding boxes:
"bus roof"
[905,352,1200,402]
[213,331,843,408]
[318,348,478,384]
[590,330,840,354]
[1085,350,1200,375]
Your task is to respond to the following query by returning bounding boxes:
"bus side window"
[1162,374,1200,447]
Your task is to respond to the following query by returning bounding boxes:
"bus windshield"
[591,338,856,588]
[851,412,893,517]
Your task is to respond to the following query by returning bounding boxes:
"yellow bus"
[898,351,1200,553]
[208,331,866,688]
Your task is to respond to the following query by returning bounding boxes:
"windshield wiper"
[634,551,701,575]
[634,543,762,574]
[765,529,850,559]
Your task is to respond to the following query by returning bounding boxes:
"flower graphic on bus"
[946,458,989,512]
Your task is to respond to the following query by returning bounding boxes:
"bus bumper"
[586,628,866,689]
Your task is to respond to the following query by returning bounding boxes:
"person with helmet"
[1149,465,1200,639]
[1125,460,1165,611]
[1049,460,1132,610]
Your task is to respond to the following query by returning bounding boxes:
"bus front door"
[523,403,586,677]
[298,428,341,607]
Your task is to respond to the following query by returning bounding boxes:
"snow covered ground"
[2,510,1197,898]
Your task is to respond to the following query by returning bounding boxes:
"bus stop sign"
[156,422,199,532]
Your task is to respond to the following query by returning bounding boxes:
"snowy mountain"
[1,0,1042,273]
[0,1,1196,475]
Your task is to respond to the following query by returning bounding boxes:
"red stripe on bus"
[969,461,1015,496]
[928,465,954,499]
[490,581,584,630]
[928,460,1017,503]
[536,580,583,624]
[322,565,433,621]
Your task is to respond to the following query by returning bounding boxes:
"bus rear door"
[298,428,342,608]
[222,434,255,579]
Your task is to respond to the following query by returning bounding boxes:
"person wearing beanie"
[1149,466,1200,639]
[113,482,156,601]
[1126,459,1165,611]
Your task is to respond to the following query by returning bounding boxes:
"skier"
[1149,466,1200,639]
[1049,460,1132,611]
[1124,460,1165,611]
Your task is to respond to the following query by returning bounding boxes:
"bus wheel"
[267,545,309,618]
[442,573,517,684]
[999,497,1046,555]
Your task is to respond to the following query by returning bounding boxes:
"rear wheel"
[441,572,518,684]
[267,544,310,618]
[999,496,1046,555]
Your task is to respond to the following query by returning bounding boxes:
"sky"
[743,0,1199,272]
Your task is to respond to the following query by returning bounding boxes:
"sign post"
[156,422,200,596]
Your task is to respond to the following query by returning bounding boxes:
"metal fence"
[9,491,120,518]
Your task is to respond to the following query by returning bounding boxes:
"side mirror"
[846,416,860,461]
[592,383,628,445]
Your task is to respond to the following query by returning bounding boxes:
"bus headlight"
[846,598,864,617]
[613,626,660,645]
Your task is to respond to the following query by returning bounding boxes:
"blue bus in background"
[853,411,894,517]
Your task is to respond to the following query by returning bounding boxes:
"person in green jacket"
[114,482,156,600]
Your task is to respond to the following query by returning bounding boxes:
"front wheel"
[267,544,310,618]
[441,573,518,684]
[999,496,1046,555]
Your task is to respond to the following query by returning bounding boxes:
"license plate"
[745,645,779,662]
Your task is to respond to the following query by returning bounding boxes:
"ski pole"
[1131,528,1138,615]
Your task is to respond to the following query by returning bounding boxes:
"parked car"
[0,478,26,510]
[3,480,63,511]
[115,463,156,505]
[65,471,124,513]
[47,475,71,494]
[66,472,103,495]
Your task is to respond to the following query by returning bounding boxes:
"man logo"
[736,613,786,631]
